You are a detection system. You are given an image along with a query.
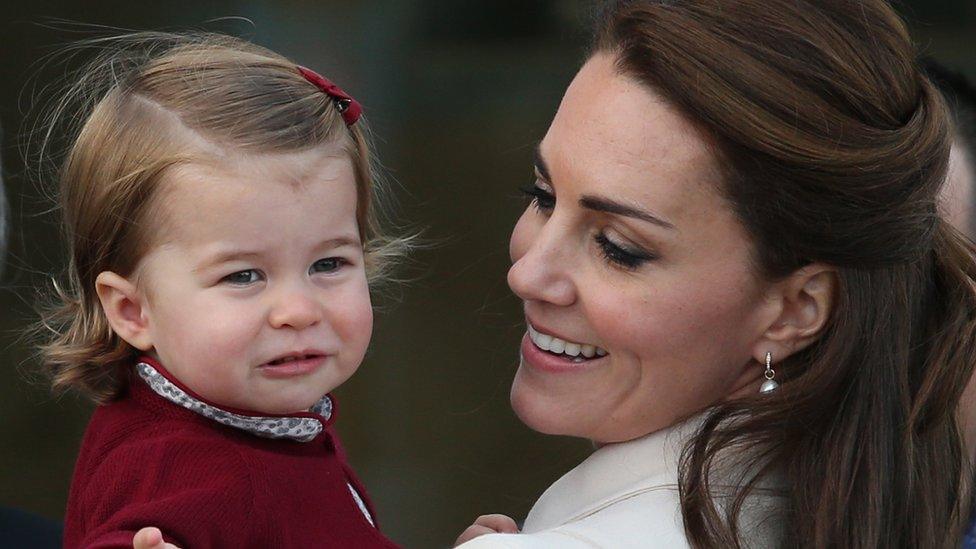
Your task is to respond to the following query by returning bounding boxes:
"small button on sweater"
[63,357,400,549]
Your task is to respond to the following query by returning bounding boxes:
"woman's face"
[508,53,777,443]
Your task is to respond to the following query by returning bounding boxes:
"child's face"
[131,147,372,414]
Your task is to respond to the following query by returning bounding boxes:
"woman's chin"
[510,365,676,444]
[510,374,587,438]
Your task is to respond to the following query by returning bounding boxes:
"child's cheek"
[333,283,373,366]
[181,295,260,363]
[208,300,264,353]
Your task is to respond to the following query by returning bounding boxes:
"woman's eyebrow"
[579,195,675,230]
[536,144,673,229]
[533,146,552,182]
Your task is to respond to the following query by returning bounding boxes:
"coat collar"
[522,414,704,533]
[134,356,333,443]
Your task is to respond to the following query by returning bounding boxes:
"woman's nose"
[507,215,576,307]
[268,286,322,330]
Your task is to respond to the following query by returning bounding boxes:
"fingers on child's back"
[454,514,521,545]
[475,514,519,533]
[455,524,498,546]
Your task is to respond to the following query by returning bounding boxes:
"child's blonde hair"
[37,32,403,403]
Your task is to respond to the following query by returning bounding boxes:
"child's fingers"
[474,514,520,534]
[454,524,499,546]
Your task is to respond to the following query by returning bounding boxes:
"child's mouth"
[260,352,328,377]
[267,353,320,366]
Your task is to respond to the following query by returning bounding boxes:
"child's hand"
[132,527,181,549]
[454,514,520,546]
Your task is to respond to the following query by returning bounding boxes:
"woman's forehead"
[539,54,725,218]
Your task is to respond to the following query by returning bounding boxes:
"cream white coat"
[458,416,780,548]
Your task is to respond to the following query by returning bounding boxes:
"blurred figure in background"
[0,123,7,277]
[928,59,976,239]
[926,59,976,549]
[0,124,63,549]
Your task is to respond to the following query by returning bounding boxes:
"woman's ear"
[95,271,154,351]
[754,263,836,362]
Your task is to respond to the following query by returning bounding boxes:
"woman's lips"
[258,355,327,378]
[520,333,606,374]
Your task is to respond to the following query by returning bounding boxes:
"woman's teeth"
[528,324,607,361]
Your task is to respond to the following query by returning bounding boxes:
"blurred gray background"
[1,1,973,547]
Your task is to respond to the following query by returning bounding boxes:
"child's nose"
[268,289,322,330]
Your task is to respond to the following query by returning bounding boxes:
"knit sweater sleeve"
[68,430,270,549]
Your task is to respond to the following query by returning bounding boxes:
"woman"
[456,0,976,547]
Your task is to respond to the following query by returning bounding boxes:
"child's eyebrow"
[319,236,363,249]
[194,250,262,273]
[194,237,363,272]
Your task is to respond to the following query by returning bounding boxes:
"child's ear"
[95,271,154,351]
[752,263,837,362]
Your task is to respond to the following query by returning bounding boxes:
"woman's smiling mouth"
[523,323,608,373]
[527,323,608,359]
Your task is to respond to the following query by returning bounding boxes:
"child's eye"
[222,269,263,285]
[520,182,555,213]
[310,258,344,274]
[595,233,656,270]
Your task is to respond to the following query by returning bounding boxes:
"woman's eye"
[595,233,655,270]
[520,183,555,212]
[310,257,344,274]
[222,269,263,285]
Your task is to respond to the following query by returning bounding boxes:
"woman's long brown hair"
[594,1,976,547]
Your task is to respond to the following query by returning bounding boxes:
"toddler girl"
[37,32,403,548]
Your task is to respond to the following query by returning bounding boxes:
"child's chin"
[259,398,322,415]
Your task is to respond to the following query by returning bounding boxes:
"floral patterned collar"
[135,359,333,443]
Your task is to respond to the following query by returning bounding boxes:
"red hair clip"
[297,65,362,126]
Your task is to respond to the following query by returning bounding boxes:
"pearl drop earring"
[760,351,779,394]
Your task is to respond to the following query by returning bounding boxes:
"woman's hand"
[132,527,181,549]
[454,514,520,546]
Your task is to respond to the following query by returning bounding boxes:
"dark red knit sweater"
[63,359,400,548]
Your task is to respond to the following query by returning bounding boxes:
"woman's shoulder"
[458,490,689,549]
[460,414,784,548]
